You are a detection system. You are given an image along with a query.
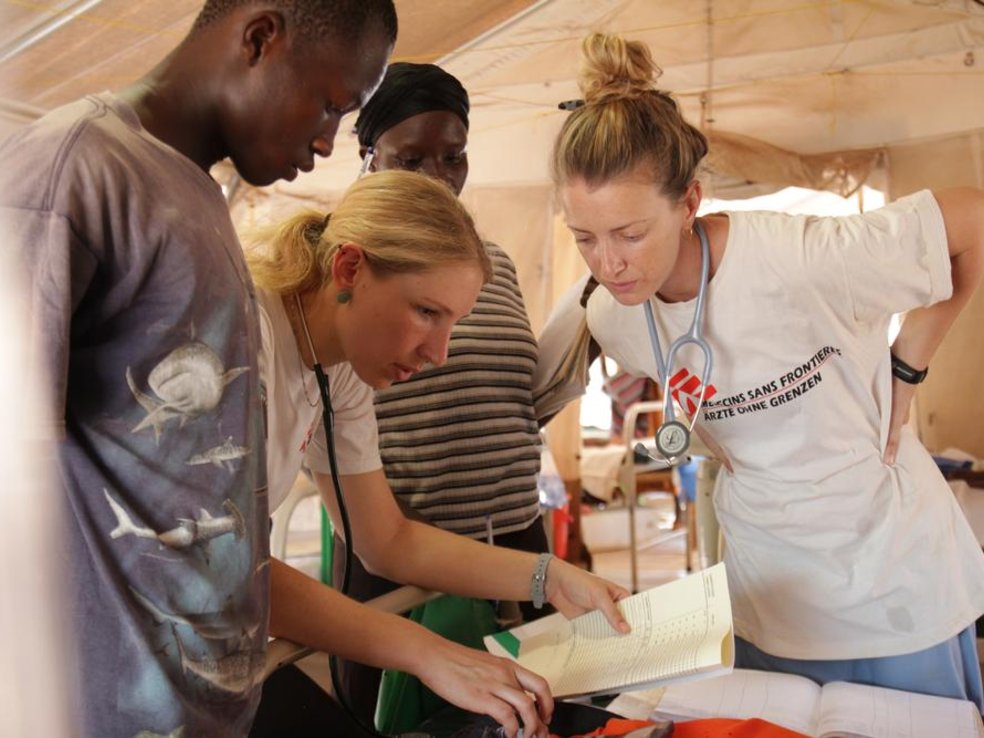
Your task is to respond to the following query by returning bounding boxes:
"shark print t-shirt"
[586,191,984,661]
[0,94,268,736]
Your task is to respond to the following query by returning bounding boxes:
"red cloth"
[673,718,809,738]
[550,717,653,737]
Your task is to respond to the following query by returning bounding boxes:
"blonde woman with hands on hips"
[552,32,984,707]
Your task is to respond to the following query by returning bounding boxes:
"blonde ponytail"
[245,170,490,294]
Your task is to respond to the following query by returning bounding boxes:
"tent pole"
[0,0,107,66]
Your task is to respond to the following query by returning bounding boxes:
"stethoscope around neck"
[637,219,714,465]
[293,292,387,736]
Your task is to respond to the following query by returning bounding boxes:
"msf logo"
[669,368,717,415]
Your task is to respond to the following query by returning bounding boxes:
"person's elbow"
[351,510,415,581]
[933,187,984,261]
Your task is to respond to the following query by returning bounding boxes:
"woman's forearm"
[268,556,437,674]
[367,518,539,602]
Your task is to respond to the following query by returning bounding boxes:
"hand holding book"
[545,555,632,635]
[487,563,734,699]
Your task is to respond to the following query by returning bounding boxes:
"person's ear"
[331,243,365,292]
[683,179,703,224]
[241,11,286,67]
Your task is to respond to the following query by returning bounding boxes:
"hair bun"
[578,32,662,104]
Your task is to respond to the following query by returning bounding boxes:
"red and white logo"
[669,368,717,416]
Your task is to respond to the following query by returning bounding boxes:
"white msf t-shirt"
[255,288,381,512]
[587,190,984,660]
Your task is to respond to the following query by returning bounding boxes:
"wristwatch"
[890,353,928,384]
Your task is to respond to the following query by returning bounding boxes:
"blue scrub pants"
[736,625,983,712]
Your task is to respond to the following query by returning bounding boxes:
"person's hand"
[415,637,554,738]
[883,376,917,465]
[545,558,632,634]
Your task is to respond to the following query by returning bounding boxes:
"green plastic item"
[320,505,333,586]
[321,507,499,733]
[374,595,499,734]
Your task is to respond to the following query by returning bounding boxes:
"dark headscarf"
[355,62,470,149]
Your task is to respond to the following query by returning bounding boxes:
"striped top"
[374,242,542,539]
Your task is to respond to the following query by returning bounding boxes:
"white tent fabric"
[206,1,984,459]
[2,0,983,454]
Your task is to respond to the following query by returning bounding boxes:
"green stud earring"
[336,290,352,304]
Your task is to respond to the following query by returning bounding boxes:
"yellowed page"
[486,562,733,698]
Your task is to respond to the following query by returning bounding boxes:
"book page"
[607,686,668,721]
[818,681,984,738]
[645,669,820,736]
[487,563,733,698]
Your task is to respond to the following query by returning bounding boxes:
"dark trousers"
[249,664,379,737]
[333,517,552,726]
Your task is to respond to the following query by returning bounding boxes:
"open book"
[608,668,984,738]
[484,562,733,698]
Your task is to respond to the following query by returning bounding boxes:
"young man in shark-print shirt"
[0,1,395,735]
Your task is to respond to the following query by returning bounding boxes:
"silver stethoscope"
[638,219,714,464]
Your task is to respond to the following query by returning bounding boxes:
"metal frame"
[617,400,689,593]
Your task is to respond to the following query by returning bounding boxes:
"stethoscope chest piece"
[655,419,690,459]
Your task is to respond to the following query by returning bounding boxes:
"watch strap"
[531,553,553,610]
[891,353,928,384]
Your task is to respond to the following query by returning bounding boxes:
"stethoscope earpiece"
[357,147,375,179]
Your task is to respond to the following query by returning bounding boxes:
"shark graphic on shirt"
[126,341,249,442]
[186,437,251,474]
[104,489,245,548]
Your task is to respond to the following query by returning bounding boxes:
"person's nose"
[418,327,452,367]
[311,117,341,159]
[597,241,626,279]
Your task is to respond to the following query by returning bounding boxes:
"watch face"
[656,421,689,458]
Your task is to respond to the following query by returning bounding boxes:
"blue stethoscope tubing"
[643,219,714,459]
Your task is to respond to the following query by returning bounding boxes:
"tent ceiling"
[0,0,536,112]
[2,0,983,194]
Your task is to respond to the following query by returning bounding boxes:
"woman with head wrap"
[355,61,471,194]
[329,62,554,729]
